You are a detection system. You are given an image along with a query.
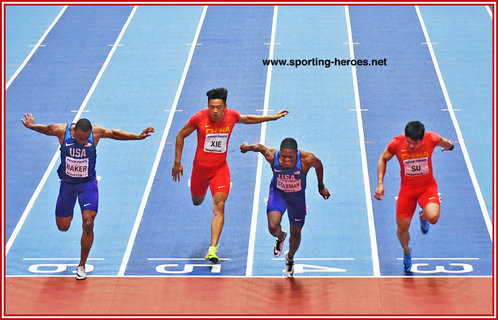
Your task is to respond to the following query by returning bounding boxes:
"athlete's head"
[279,137,298,168]
[404,120,425,151]
[73,118,92,145]
[206,87,228,123]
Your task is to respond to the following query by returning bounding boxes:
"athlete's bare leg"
[396,216,412,255]
[211,192,228,247]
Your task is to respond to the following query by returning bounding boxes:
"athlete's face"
[208,99,227,123]
[278,148,297,168]
[405,136,422,151]
[73,128,91,145]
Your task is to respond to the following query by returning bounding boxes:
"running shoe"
[284,251,294,277]
[76,265,87,280]
[419,210,429,234]
[273,230,287,257]
[403,247,412,272]
[205,244,219,264]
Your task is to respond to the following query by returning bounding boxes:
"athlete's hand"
[374,184,384,200]
[240,142,250,153]
[319,187,330,200]
[138,127,155,139]
[172,162,183,182]
[272,110,289,120]
[21,113,35,128]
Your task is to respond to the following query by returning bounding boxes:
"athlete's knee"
[192,196,205,206]
[82,216,95,233]
[56,216,71,231]
[268,223,280,236]
[57,224,70,232]
[428,215,439,224]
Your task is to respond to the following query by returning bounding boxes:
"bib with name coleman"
[387,132,440,186]
[57,123,97,183]
[270,150,307,194]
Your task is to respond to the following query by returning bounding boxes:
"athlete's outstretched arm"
[438,136,455,152]
[240,142,276,165]
[238,110,289,124]
[172,123,196,182]
[304,151,330,200]
[94,125,154,141]
[374,148,395,200]
[21,113,66,144]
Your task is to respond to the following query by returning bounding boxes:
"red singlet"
[188,108,241,167]
[387,132,441,217]
[187,108,240,197]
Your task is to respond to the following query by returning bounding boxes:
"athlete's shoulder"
[387,134,404,152]
[425,131,440,141]
[225,108,240,118]
[188,108,208,127]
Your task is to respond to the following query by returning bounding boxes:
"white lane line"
[23,258,105,260]
[147,258,231,261]
[5,7,138,255]
[396,257,479,261]
[6,6,67,90]
[118,6,208,276]
[416,6,492,241]
[245,5,279,277]
[345,5,381,277]
[485,6,492,18]
[272,257,355,261]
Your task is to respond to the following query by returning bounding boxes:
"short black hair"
[206,87,228,104]
[280,137,298,150]
[405,120,425,140]
[75,118,92,132]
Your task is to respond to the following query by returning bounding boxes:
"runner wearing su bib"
[375,121,454,272]
[388,131,440,218]
[172,87,289,263]
[240,138,330,277]
[22,114,154,280]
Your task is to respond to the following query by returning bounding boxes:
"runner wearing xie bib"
[188,108,240,197]
[267,150,307,227]
[387,131,440,218]
[172,87,289,264]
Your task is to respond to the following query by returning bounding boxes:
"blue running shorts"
[56,179,99,217]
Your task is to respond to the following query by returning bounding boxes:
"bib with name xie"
[204,133,229,153]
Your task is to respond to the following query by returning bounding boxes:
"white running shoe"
[76,265,87,280]
[284,251,294,277]
[273,230,287,257]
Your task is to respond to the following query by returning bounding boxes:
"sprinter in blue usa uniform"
[240,138,330,276]
[22,113,154,280]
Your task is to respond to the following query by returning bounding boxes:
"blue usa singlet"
[57,123,97,183]
[270,150,307,195]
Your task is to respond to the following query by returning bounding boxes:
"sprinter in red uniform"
[374,121,454,271]
[172,87,288,263]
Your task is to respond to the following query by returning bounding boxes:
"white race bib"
[65,156,89,178]
[403,157,429,177]
[276,176,302,192]
[204,133,228,153]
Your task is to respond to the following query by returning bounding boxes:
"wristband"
[449,143,454,151]
[318,184,325,190]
